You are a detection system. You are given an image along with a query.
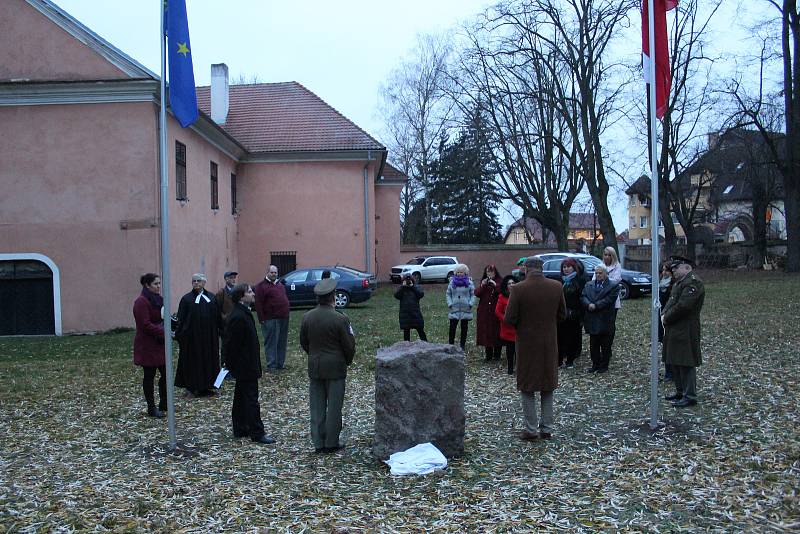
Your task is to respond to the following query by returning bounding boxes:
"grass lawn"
[1,271,799,531]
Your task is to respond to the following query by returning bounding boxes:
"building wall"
[374,182,404,281]
[235,160,377,284]
[167,118,240,306]
[0,0,128,82]
[0,101,160,332]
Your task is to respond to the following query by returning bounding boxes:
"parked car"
[514,253,652,300]
[390,256,459,284]
[279,265,376,308]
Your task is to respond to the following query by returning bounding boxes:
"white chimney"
[211,63,229,125]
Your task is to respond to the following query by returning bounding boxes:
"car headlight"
[633,276,650,283]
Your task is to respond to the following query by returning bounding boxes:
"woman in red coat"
[495,275,518,374]
[475,264,503,361]
[132,273,166,418]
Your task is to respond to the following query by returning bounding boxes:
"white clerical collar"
[195,291,211,304]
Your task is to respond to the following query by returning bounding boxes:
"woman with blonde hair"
[446,264,475,350]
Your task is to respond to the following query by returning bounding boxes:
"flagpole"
[160,0,177,449]
[646,0,661,430]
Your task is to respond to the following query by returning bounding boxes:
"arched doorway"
[0,254,62,335]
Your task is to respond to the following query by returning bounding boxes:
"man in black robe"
[174,273,221,397]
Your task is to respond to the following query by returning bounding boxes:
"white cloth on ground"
[384,442,448,476]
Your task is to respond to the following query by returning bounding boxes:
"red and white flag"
[642,0,678,119]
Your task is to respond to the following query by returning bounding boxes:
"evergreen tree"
[428,107,502,244]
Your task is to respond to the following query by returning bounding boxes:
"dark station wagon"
[279,265,376,308]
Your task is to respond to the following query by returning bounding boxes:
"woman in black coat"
[394,273,427,341]
[558,258,585,368]
[581,264,620,373]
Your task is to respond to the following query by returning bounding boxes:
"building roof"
[679,128,784,203]
[196,82,385,154]
[379,162,408,184]
[625,175,651,197]
[505,213,600,244]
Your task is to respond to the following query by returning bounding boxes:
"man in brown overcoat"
[504,257,566,440]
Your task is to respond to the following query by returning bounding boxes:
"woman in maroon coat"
[474,264,503,361]
[133,273,166,418]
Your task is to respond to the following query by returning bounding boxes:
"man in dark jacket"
[299,278,356,453]
[215,270,238,368]
[255,265,290,371]
[662,257,705,408]
[225,284,275,444]
[581,265,621,373]
[505,257,566,441]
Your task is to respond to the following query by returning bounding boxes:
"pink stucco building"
[0,0,405,334]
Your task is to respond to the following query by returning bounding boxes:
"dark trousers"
[403,327,428,342]
[589,333,613,371]
[558,320,583,365]
[448,319,469,349]
[232,378,265,439]
[672,365,697,401]
[484,346,502,361]
[142,365,167,411]
[504,341,516,374]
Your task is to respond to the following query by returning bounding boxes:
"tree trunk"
[659,192,677,259]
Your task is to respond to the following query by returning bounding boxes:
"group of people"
[132,266,356,451]
[131,249,705,447]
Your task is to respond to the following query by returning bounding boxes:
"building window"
[175,141,187,201]
[640,215,648,229]
[630,216,636,229]
[230,173,238,215]
[630,196,636,206]
[210,161,219,210]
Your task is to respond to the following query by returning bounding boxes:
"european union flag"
[166,0,198,128]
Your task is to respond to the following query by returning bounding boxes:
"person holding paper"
[224,283,275,444]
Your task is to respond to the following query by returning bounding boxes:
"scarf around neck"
[141,287,163,310]
[452,275,471,288]
[562,271,577,285]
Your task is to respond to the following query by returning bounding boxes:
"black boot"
[484,347,492,362]
[148,406,165,418]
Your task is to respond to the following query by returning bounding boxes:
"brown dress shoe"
[518,431,540,441]
[539,432,552,440]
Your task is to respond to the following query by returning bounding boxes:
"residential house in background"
[625,129,785,245]
[503,214,602,249]
[0,0,405,334]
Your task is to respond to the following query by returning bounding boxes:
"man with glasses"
[255,265,290,371]
[174,273,221,397]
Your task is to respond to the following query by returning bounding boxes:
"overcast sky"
[52,0,770,235]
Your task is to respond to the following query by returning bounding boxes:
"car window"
[406,257,425,265]
[284,270,308,283]
[543,260,562,272]
[444,258,456,265]
[310,270,341,281]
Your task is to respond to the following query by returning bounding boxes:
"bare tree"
[454,7,585,250]
[654,0,722,260]
[379,34,457,244]
[723,0,800,271]
[476,0,636,252]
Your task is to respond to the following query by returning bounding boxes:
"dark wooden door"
[0,260,55,335]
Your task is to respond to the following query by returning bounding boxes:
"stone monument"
[372,341,465,459]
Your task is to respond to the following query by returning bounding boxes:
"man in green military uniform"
[300,278,356,453]
[662,256,705,408]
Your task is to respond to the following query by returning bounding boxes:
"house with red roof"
[0,0,405,334]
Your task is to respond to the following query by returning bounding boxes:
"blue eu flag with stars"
[166,0,198,128]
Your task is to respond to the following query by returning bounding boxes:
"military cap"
[669,256,694,270]
[314,278,337,296]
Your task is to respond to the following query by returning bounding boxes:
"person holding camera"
[394,273,428,342]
